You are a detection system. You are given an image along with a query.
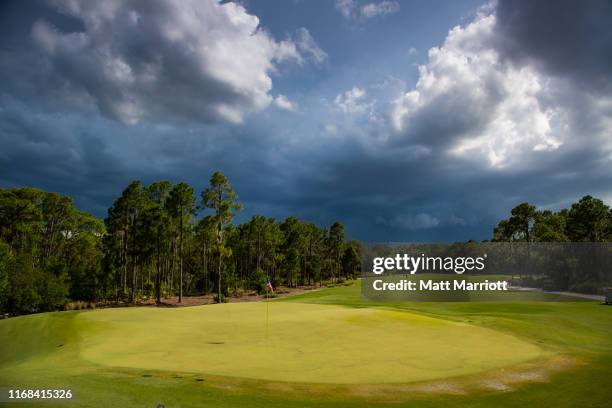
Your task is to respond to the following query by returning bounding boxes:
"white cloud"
[294,28,327,64]
[274,39,302,64]
[335,0,399,20]
[334,87,372,114]
[361,1,400,18]
[392,13,564,168]
[273,95,297,111]
[335,0,355,19]
[408,47,417,56]
[29,0,306,125]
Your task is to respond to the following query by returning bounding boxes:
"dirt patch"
[203,355,577,402]
[101,354,578,402]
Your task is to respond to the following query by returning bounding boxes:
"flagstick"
[265,279,272,342]
[264,278,276,348]
[265,291,269,341]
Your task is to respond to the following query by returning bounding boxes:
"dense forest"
[2,180,611,315]
[491,196,612,293]
[0,172,361,315]
[492,195,612,243]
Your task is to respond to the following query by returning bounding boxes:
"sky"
[0,0,611,242]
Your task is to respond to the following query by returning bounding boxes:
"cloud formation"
[334,87,372,115]
[25,0,310,125]
[335,0,400,21]
[294,27,328,64]
[305,0,612,239]
[390,5,611,169]
[273,95,297,112]
[1,0,611,242]
[495,0,612,91]
[361,1,401,19]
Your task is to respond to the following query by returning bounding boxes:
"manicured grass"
[76,303,543,384]
[1,281,611,407]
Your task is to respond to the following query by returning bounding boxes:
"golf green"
[75,302,543,384]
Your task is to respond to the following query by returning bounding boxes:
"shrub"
[275,288,290,294]
[569,281,602,295]
[0,241,11,312]
[64,301,96,311]
[230,288,245,297]
[250,268,268,295]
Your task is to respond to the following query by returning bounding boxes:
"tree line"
[0,172,361,315]
[492,195,612,292]
[492,195,612,243]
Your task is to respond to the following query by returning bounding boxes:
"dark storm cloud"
[0,1,322,223]
[1,0,611,242]
[0,92,304,221]
[496,0,612,90]
[0,98,127,214]
[1,0,307,125]
[282,130,612,241]
[284,1,612,241]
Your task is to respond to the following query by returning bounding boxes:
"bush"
[0,241,12,312]
[213,293,228,303]
[229,288,245,297]
[39,271,69,311]
[514,276,545,288]
[275,288,290,294]
[7,255,42,314]
[250,268,268,295]
[569,281,602,295]
[64,301,96,311]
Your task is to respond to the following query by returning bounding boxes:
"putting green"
[76,302,544,384]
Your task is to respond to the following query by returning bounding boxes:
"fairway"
[72,303,543,384]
